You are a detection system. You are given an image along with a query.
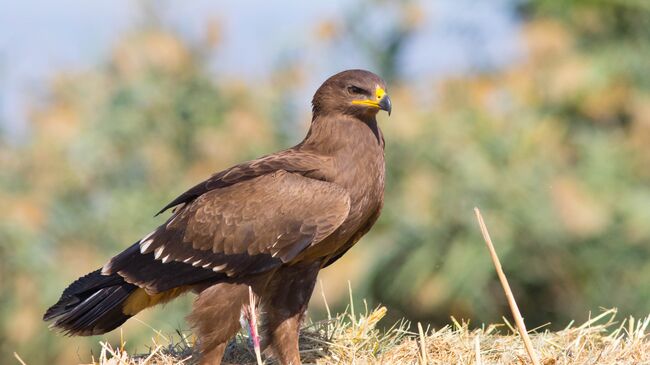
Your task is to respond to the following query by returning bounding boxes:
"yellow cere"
[375,85,386,100]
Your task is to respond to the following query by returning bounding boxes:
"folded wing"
[103,170,350,293]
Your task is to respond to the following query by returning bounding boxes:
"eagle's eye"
[347,85,369,96]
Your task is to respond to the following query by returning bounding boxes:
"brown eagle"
[44,69,391,365]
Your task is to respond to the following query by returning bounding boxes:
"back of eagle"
[43,69,388,338]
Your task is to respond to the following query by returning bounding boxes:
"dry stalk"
[242,286,263,365]
[474,333,482,365]
[474,207,541,365]
[13,352,28,365]
[417,322,428,365]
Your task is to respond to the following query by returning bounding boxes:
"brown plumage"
[44,69,392,365]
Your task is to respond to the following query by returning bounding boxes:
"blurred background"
[2,0,650,363]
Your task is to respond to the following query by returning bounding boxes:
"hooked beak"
[379,94,392,116]
[351,85,392,116]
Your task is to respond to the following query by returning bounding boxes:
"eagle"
[44,69,392,365]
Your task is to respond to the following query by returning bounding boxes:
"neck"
[299,114,382,154]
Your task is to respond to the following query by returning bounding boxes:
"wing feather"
[155,150,333,215]
[104,170,349,293]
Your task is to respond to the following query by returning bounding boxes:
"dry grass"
[81,306,650,365]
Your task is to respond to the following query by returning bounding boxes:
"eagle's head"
[312,69,392,119]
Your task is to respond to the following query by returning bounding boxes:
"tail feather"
[44,269,138,336]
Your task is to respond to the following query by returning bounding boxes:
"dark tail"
[43,269,138,336]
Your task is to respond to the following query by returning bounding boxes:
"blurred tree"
[325,0,420,84]
[359,0,650,328]
[0,23,284,364]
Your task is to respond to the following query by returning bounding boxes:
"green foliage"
[0,29,283,364]
[359,0,650,327]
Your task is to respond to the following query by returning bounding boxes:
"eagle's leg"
[189,282,250,365]
[262,262,320,365]
[200,343,227,365]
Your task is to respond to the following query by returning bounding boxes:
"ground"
[72,306,650,365]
